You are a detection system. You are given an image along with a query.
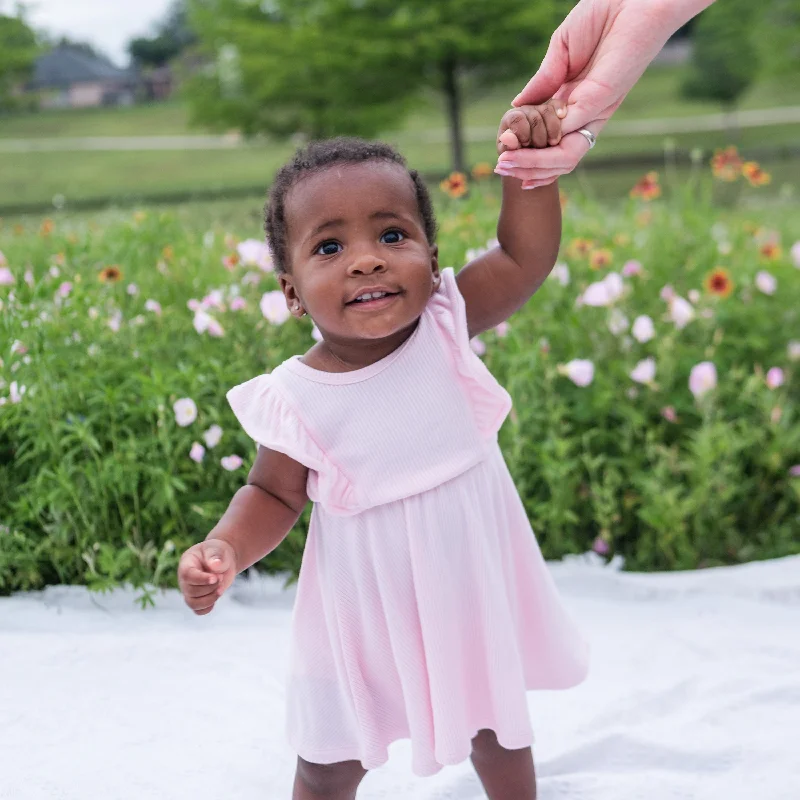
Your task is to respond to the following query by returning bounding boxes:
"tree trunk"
[441,57,465,174]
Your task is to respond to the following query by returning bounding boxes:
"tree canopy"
[0,9,38,111]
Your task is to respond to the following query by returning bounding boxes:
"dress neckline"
[283,314,424,385]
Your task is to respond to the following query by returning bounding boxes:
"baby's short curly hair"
[264,137,438,273]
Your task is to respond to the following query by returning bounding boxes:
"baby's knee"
[295,756,366,796]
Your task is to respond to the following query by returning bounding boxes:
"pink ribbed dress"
[226,268,589,776]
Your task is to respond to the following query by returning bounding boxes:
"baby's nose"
[347,254,387,275]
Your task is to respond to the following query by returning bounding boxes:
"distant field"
[1,64,799,211]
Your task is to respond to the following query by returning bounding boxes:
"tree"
[756,0,800,79]
[128,0,196,68]
[0,9,38,111]
[186,0,556,172]
[681,0,759,113]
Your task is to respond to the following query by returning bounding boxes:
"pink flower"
[661,406,678,423]
[494,321,510,338]
[790,241,800,269]
[470,337,487,356]
[608,309,629,335]
[221,454,244,471]
[237,239,273,271]
[551,262,570,286]
[173,398,198,427]
[561,359,594,387]
[789,465,800,478]
[688,289,700,304]
[49,266,60,278]
[260,291,290,324]
[57,281,72,298]
[24,269,34,287]
[622,260,642,277]
[189,442,206,463]
[689,361,717,399]
[765,367,784,389]
[631,315,655,343]
[0,267,14,286]
[581,272,624,307]
[9,381,26,404]
[145,299,162,315]
[127,283,139,296]
[187,298,201,312]
[10,340,27,355]
[669,296,694,329]
[203,424,223,448]
[660,284,675,302]
[107,310,122,332]
[207,318,225,338]
[193,309,211,333]
[230,296,247,311]
[592,536,609,555]
[630,357,656,384]
[755,270,777,295]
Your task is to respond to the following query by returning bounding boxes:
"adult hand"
[496,0,716,188]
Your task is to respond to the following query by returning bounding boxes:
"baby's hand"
[177,539,237,615]
[497,99,567,154]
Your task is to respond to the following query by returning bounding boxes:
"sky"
[20,0,174,66]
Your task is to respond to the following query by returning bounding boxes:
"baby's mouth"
[346,290,401,306]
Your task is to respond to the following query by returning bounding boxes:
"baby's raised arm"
[456,100,565,338]
[177,447,308,614]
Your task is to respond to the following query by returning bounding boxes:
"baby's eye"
[381,230,405,244]
[315,240,342,256]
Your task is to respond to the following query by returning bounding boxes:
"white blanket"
[2,554,799,800]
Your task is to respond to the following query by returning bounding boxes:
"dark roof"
[31,46,134,89]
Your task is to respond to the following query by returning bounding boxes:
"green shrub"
[1,166,799,605]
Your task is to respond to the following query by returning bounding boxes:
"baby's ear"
[278,273,306,318]
[430,245,441,288]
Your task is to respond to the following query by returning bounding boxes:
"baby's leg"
[292,755,367,800]
[470,728,537,800]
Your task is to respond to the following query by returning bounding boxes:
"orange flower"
[759,242,782,261]
[703,267,734,298]
[162,245,174,262]
[440,172,468,198]
[589,248,613,269]
[133,211,147,223]
[98,265,123,283]
[40,219,54,237]
[711,146,743,181]
[471,162,492,180]
[567,238,594,258]
[629,171,661,200]
[742,161,771,186]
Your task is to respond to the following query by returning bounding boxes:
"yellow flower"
[710,146,743,181]
[613,233,631,247]
[629,171,661,200]
[703,267,734,298]
[742,161,771,187]
[759,242,782,261]
[440,172,468,198]
[471,162,492,180]
[98,265,123,283]
[589,248,613,269]
[567,238,594,258]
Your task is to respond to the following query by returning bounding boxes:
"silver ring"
[577,128,596,149]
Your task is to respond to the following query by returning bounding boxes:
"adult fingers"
[512,28,570,107]
[496,130,589,174]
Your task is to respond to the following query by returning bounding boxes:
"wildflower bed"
[1,161,799,602]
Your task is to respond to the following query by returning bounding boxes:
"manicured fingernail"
[494,168,514,177]
[512,94,522,105]
[209,576,217,584]
[498,161,519,169]
[522,184,539,190]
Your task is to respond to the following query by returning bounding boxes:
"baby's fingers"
[498,108,532,153]
[540,101,565,147]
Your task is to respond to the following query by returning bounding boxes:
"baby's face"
[280,162,439,345]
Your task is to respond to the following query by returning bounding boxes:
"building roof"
[31,45,134,89]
